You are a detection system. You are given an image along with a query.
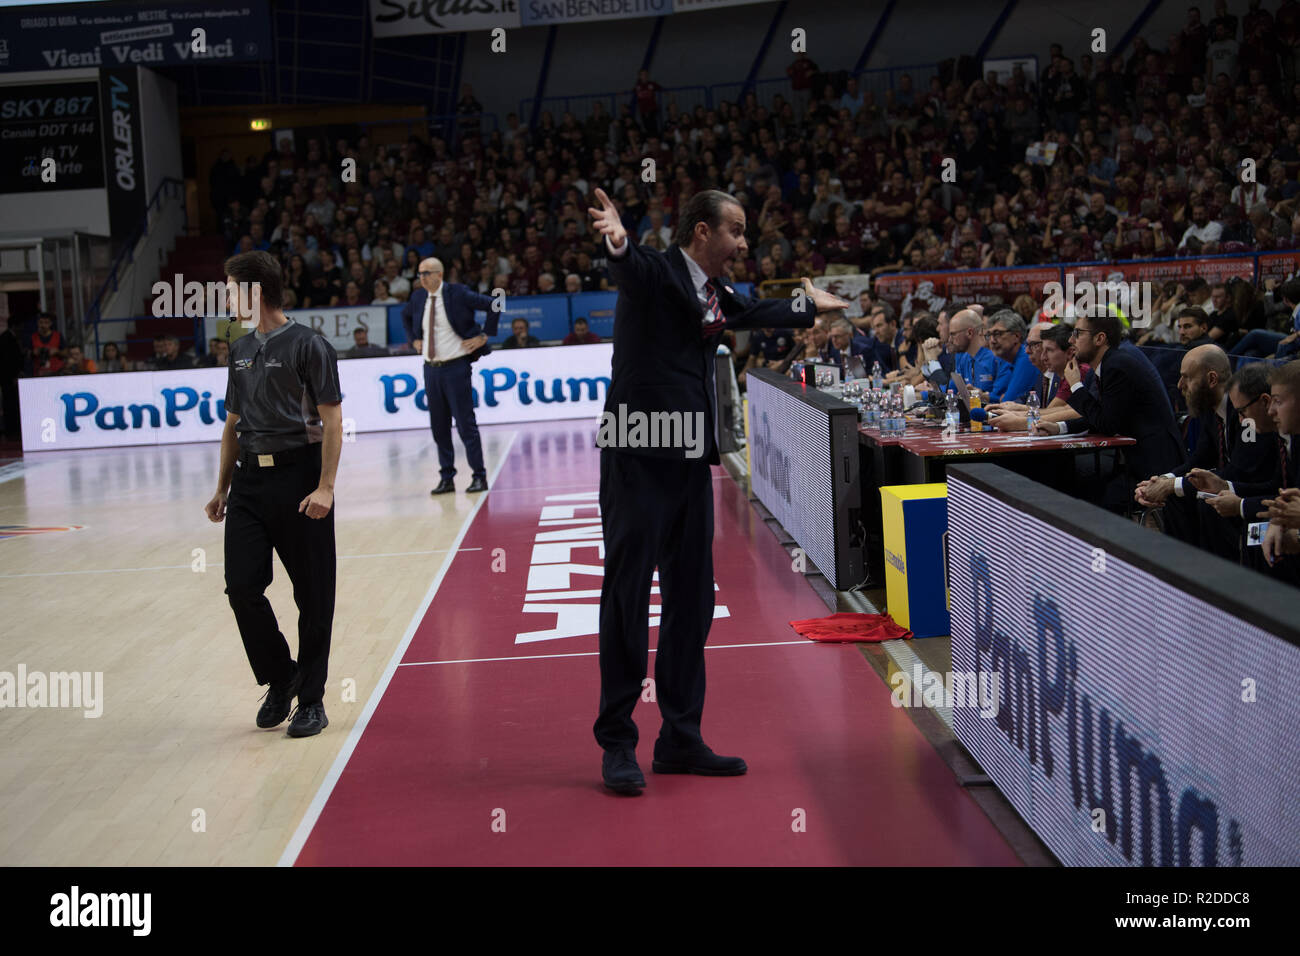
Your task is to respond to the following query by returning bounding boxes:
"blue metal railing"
[86,177,187,332]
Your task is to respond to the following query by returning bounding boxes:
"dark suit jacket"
[1066,341,1184,479]
[606,238,811,464]
[401,282,501,361]
[1173,405,1239,478]
[1233,434,1296,522]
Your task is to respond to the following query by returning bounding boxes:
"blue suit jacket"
[401,283,501,360]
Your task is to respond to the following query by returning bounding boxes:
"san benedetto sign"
[370,0,773,36]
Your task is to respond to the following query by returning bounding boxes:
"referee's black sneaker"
[256,662,299,728]
[431,479,455,495]
[466,476,489,493]
[287,700,328,737]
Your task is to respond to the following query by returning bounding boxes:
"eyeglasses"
[1070,327,1094,338]
[1233,395,1265,416]
[1027,341,1043,351]
[418,270,440,277]
[986,329,1016,341]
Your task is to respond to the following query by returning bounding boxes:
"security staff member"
[401,257,501,494]
[586,187,848,794]
[204,251,343,738]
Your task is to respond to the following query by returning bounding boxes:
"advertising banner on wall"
[205,305,391,353]
[20,344,612,451]
[0,81,104,193]
[0,0,272,72]
[947,467,1300,866]
[873,258,1260,310]
[98,65,142,238]
[371,0,772,35]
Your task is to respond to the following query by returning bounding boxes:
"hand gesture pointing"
[588,188,627,249]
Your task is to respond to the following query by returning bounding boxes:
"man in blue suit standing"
[587,187,849,794]
[402,257,501,494]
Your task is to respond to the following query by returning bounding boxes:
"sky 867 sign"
[0,82,104,193]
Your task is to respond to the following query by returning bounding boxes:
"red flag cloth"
[789,612,913,643]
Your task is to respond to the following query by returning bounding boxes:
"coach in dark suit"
[402,258,501,494]
[1039,312,1184,482]
[586,187,848,794]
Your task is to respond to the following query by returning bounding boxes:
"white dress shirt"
[423,284,472,362]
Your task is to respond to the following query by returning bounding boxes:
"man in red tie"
[402,257,500,494]
[586,187,848,794]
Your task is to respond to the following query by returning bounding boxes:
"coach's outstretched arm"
[722,277,849,331]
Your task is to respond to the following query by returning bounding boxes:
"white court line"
[0,548,481,578]
[398,639,814,668]
[277,431,519,867]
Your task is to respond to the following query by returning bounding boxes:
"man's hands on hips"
[588,188,626,248]
[299,487,333,519]
[467,333,488,350]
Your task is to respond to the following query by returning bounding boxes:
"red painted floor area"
[294,422,1021,865]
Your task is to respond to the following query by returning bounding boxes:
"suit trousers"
[423,357,486,480]
[224,447,336,705]
[594,449,715,752]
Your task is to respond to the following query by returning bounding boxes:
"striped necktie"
[702,280,726,339]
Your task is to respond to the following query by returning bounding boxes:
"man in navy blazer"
[1038,311,1184,483]
[587,187,848,794]
[402,257,501,494]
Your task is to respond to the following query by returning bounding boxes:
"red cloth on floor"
[789,612,913,643]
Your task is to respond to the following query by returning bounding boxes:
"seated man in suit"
[1037,312,1184,490]
[1191,361,1299,583]
[402,257,501,494]
[1133,344,1236,542]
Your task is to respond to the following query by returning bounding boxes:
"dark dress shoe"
[466,476,489,493]
[256,662,299,728]
[602,747,645,794]
[286,700,328,737]
[430,479,455,495]
[652,743,747,776]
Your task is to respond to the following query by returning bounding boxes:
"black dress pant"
[224,447,336,705]
[594,449,715,753]
[423,357,486,481]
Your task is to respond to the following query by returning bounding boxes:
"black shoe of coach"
[466,476,489,493]
[602,747,645,794]
[430,479,455,495]
[651,742,747,776]
[256,662,299,728]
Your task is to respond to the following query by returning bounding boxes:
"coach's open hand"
[588,188,627,248]
[299,488,334,519]
[801,277,851,314]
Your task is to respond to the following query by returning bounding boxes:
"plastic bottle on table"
[945,386,960,433]
[969,389,984,432]
[1026,389,1041,436]
[871,361,883,390]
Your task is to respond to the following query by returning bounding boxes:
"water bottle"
[866,389,879,427]
[1026,389,1041,436]
[871,360,883,390]
[945,386,960,433]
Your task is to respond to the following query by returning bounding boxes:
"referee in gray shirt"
[204,251,343,737]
